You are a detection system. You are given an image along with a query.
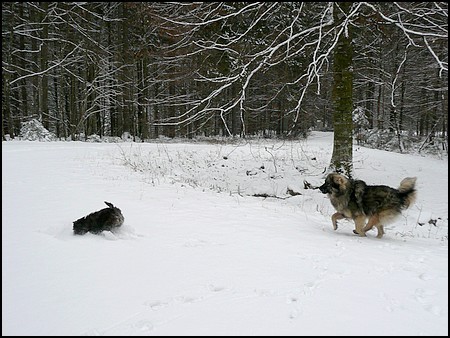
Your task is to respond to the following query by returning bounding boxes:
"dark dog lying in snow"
[73,201,124,235]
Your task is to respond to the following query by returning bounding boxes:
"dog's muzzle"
[319,183,330,194]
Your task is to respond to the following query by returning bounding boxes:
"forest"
[2,2,448,149]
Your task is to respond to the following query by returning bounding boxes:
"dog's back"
[359,177,417,218]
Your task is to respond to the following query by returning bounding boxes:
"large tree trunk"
[330,2,354,177]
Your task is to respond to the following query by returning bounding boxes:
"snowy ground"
[2,132,448,336]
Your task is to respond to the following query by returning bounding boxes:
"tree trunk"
[330,2,354,177]
[40,2,49,130]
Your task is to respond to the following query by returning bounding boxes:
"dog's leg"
[375,224,385,239]
[362,215,380,236]
[353,215,367,236]
[331,213,345,230]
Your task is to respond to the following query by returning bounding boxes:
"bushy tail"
[398,177,417,208]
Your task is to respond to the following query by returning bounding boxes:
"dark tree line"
[2,2,448,150]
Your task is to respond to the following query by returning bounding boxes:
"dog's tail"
[398,177,417,208]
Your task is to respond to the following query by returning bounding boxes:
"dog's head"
[319,173,349,195]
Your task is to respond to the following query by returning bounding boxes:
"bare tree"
[2,1,447,155]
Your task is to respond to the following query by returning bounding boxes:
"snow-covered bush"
[87,134,102,142]
[122,132,134,142]
[352,106,370,130]
[19,119,56,141]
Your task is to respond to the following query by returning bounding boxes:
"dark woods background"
[2,2,448,147]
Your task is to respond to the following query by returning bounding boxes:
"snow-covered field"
[2,132,448,336]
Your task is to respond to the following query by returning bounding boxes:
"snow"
[2,132,448,336]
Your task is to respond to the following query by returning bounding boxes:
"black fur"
[73,201,124,235]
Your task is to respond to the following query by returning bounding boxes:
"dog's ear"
[333,174,347,189]
[104,201,114,208]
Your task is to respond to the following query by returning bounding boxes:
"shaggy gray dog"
[319,173,416,238]
[73,201,124,235]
